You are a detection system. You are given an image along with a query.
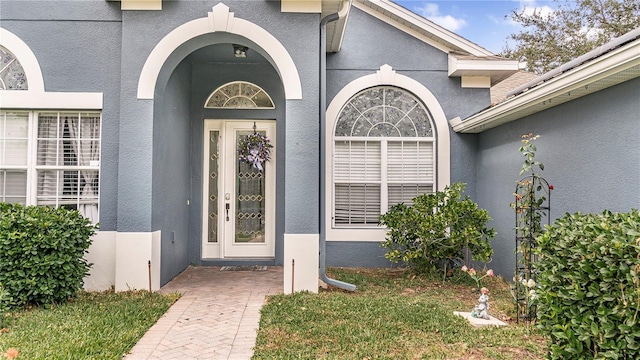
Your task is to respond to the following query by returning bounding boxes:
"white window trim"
[1,110,102,221]
[325,64,450,242]
[0,28,103,109]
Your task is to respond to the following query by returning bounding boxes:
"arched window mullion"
[0,45,28,91]
[204,81,274,109]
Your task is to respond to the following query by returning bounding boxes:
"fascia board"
[448,55,520,76]
[453,41,640,133]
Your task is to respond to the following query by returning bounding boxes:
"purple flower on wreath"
[238,133,273,171]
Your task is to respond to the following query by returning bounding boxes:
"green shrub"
[379,182,495,277]
[536,209,640,359]
[0,203,97,307]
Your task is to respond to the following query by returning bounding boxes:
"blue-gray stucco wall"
[325,8,487,266]
[476,77,640,278]
[0,1,122,231]
[152,58,192,285]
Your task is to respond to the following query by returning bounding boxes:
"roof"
[451,28,640,133]
[347,0,520,84]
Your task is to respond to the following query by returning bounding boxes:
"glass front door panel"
[208,130,219,243]
[235,130,266,243]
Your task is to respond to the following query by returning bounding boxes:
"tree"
[502,0,640,74]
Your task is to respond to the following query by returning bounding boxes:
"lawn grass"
[254,268,546,360]
[0,290,179,359]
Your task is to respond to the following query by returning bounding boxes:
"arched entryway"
[141,4,297,286]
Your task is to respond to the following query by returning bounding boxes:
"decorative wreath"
[238,132,273,171]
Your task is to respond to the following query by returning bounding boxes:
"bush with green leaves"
[0,203,97,307]
[379,182,495,277]
[536,209,640,359]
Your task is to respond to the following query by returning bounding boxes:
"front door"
[202,120,276,259]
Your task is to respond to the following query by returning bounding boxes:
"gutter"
[319,2,356,292]
[507,27,640,97]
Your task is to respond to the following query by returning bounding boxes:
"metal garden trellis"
[513,174,551,323]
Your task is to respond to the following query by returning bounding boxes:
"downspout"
[319,3,356,292]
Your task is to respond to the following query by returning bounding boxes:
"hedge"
[536,209,640,359]
[0,203,96,307]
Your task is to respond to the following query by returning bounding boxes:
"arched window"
[0,45,28,90]
[204,81,274,109]
[333,86,435,227]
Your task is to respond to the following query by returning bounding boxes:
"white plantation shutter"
[387,141,433,182]
[334,141,381,182]
[335,184,381,225]
[334,141,381,225]
[0,112,28,203]
[0,113,28,166]
[388,184,433,209]
[0,170,27,203]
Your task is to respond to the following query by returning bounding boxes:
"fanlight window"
[333,86,435,227]
[0,46,28,90]
[205,81,274,109]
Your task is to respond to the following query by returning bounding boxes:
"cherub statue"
[471,287,490,320]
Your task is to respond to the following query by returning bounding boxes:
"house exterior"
[0,0,636,293]
[455,28,640,277]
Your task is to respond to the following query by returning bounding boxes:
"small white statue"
[471,287,490,320]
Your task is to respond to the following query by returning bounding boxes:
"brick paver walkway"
[123,266,282,360]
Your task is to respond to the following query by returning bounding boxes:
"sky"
[392,0,559,53]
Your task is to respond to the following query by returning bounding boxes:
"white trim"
[137,3,302,100]
[461,76,491,89]
[115,231,161,291]
[448,55,520,76]
[120,0,162,11]
[83,231,116,291]
[0,28,103,110]
[281,0,321,13]
[283,234,319,294]
[0,91,103,109]
[0,28,45,92]
[325,64,450,242]
[352,0,493,57]
[454,39,640,133]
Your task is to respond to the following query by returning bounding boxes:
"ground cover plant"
[0,290,179,359]
[254,268,546,359]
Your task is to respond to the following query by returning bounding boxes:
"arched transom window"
[333,86,435,227]
[204,81,274,109]
[0,46,28,90]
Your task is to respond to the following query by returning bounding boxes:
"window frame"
[325,65,451,242]
[331,86,437,228]
[0,110,102,223]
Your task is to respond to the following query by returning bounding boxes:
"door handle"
[226,203,230,221]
